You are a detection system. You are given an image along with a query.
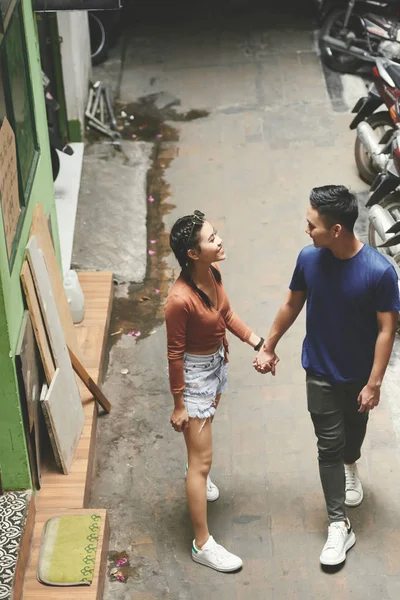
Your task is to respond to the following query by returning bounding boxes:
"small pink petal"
[148,249,156,255]
[154,288,160,294]
[116,574,125,582]
[147,195,154,203]
[156,133,162,139]
[150,239,157,244]
[116,558,128,567]
[131,134,137,139]
[133,330,141,337]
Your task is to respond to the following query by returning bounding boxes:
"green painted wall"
[0,0,61,489]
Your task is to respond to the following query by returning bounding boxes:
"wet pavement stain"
[105,93,209,348]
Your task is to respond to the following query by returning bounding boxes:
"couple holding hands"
[165,185,400,572]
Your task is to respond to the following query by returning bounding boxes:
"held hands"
[357,383,381,413]
[253,345,280,376]
[170,406,189,433]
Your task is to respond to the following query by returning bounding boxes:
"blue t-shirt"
[290,244,400,384]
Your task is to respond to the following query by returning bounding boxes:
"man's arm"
[358,311,398,413]
[254,289,307,374]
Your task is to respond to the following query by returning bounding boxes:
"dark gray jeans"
[306,374,369,522]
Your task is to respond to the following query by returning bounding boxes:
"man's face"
[306,206,338,248]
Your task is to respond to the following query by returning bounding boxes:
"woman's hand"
[170,406,189,432]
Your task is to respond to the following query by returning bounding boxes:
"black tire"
[89,13,109,66]
[354,112,394,185]
[319,8,366,73]
[368,193,400,252]
[50,146,60,181]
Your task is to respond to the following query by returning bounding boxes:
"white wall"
[57,11,91,137]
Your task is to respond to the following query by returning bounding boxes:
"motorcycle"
[363,99,400,267]
[319,0,400,73]
[350,57,400,183]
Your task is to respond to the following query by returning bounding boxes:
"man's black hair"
[310,185,358,232]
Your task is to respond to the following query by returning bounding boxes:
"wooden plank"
[15,311,42,489]
[30,204,82,361]
[20,262,56,385]
[41,368,85,475]
[68,347,111,413]
[23,509,109,600]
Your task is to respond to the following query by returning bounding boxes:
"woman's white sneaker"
[345,463,363,507]
[320,519,356,566]
[185,466,220,502]
[206,475,220,501]
[192,536,243,572]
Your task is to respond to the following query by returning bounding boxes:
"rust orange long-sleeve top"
[165,266,253,394]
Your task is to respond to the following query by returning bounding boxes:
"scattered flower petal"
[148,249,156,255]
[150,329,157,335]
[129,115,135,120]
[156,133,162,139]
[120,368,129,375]
[147,195,154,203]
[150,239,157,244]
[154,288,160,294]
[131,134,137,139]
[116,558,128,567]
[132,330,141,337]
[120,110,127,117]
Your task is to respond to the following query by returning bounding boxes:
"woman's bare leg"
[184,417,212,549]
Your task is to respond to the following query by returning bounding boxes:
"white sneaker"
[185,465,220,502]
[192,536,243,572]
[345,463,363,507]
[320,519,356,566]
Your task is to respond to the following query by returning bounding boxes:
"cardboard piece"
[40,368,85,474]
[0,117,21,257]
[30,204,82,361]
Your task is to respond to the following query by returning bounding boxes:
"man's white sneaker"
[185,466,220,502]
[320,519,356,566]
[345,463,363,507]
[192,536,243,572]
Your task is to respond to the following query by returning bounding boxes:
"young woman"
[165,210,264,572]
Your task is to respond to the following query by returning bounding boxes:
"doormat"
[0,490,30,600]
[37,514,101,586]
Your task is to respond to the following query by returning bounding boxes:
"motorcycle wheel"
[354,112,394,185]
[319,8,366,73]
[89,13,108,66]
[368,193,400,252]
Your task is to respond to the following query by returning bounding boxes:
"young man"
[255,185,400,566]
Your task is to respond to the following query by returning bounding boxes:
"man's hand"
[253,346,280,375]
[170,406,189,432]
[357,384,381,413]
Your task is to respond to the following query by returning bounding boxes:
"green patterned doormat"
[37,514,101,586]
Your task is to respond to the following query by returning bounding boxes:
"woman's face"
[189,220,225,264]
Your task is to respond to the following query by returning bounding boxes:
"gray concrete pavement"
[73,141,152,283]
[87,1,400,598]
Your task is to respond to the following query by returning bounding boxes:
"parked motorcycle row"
[315,1,400,272]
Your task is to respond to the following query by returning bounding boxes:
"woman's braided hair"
[169,214,221,308]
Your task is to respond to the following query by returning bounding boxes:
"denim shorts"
[183,345,228,420]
